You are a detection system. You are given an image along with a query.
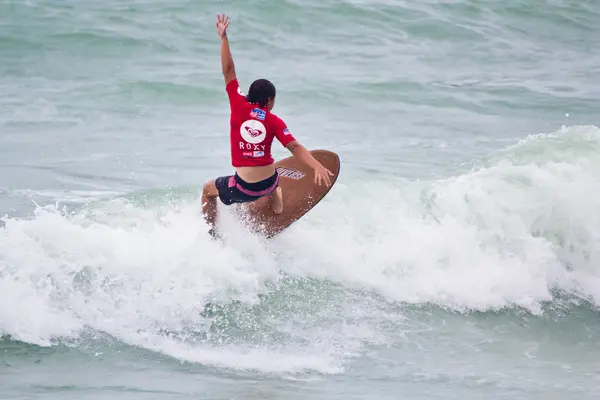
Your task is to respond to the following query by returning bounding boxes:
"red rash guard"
[225,79,296,167]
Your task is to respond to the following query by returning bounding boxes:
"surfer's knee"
[270,187,283,214]
[274,186,282,200]
[202,179,218,198]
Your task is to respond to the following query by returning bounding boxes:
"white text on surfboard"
[276,167,305,180]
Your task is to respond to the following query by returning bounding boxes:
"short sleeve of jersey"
[272,115,296,147]
[225,79,246,111]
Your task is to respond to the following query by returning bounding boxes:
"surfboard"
[232,149,340,238]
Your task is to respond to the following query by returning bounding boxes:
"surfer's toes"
[271,187,283,214]
[208,227,222,241]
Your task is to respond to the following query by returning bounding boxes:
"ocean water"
[2,0,600,398]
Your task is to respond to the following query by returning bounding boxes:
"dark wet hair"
[246,79,276,107]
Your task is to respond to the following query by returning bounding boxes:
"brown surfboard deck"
[231,149,340,238]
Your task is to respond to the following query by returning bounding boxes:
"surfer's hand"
[314,164,334,186]
[216,13,230,39]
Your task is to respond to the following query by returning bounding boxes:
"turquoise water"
[2,0,600,398]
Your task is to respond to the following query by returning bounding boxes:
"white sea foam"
[1,125,600,374]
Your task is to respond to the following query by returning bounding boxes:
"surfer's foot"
[208,227,223,241]
[270,187,283,214]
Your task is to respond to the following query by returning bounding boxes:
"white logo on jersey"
[240,119,266,144]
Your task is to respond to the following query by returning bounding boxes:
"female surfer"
[201,14,334,236]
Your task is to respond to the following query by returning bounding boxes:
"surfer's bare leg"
[269,187,283,214]
[201,180,219,232]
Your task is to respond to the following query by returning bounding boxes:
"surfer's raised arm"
[216,14,236,85]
